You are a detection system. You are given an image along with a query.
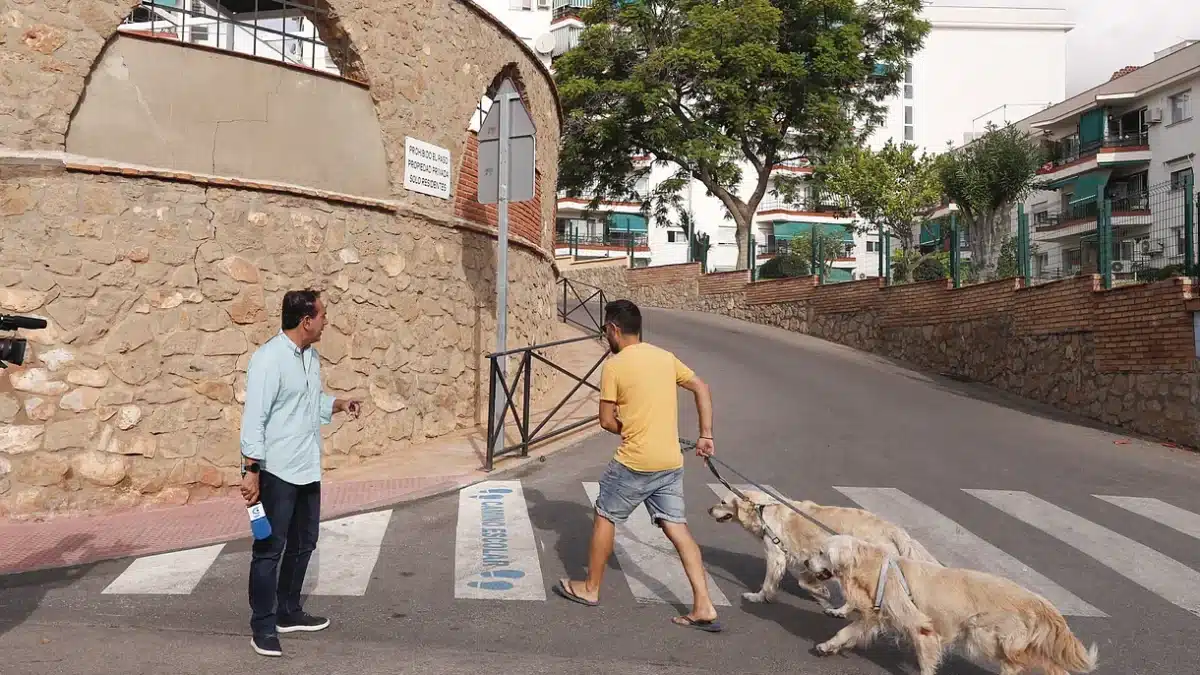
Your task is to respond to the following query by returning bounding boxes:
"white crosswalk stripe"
[102,543,226,595]
[1094,495,1200,541]
[303,510,395,596]
[89,480,1200,622]
[581,482,731,606]
[834,487,1106,617]
[454,480,546,601]
[967,489,1200,618]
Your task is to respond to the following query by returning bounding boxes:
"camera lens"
[0,337,27,366]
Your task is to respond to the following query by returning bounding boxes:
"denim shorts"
[594,459,687,526]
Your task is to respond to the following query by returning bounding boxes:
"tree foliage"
[553,0,931,270]
[937,122,1048,282]
[816,140,943,282]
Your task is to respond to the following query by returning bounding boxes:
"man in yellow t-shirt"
[553,299,722,633]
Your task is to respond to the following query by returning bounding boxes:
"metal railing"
[1024,176,1196,289]
[1040,131,1150,172]
[558,277,607,334]
[118,0,346,76]
[483,277,609,471]
[556,231,649,249]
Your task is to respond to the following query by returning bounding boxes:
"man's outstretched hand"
[694,436,715,458]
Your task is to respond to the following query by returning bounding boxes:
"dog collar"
[873,555,913,611]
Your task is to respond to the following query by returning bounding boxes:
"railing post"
[1016,203,1030,286]
[1100,197,1113,290]
[877,223,884,281]
[1185,172,1195,277]
[484,356,497,472]
[748,233,756,280]
[521,350,532,457]
[950,212,961,288]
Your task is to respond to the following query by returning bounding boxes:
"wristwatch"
[241,461,260,478]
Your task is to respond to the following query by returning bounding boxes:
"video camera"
[0,314,48,369]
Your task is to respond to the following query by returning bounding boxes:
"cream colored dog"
[707,489,940,616]
[802,534,1098,675]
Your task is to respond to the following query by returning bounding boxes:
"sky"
[1059,0,1200,96]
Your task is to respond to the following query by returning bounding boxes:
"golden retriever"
[707,490,940,617]
[802,534,1098,675]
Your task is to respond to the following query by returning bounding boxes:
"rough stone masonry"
[0,0,565,516]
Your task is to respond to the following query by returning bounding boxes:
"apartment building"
[549,1,1073,277]
[1016,40,1198,283]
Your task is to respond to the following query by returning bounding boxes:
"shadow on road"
[0,533,123,638]
[700,543,999,675]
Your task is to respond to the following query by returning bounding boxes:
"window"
[667,230,685,243]
[903,105,913,141]
[866,240,880,253]
[511,0,533,9]
[1169,90,1191,124]
[1171,167,1194,191]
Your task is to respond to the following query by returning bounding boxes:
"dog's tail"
[888,529,941,566]
[1026,604,1099,673]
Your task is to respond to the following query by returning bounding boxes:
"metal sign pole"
[475,77,536,461]
[492,92,513,458]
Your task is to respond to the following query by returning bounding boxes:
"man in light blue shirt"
[239,289,360,658]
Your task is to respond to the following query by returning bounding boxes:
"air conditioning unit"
[537,0,551,8]
[1111,259,1134,273]
[1138,238,1165,255]
[1149,108,1163,124]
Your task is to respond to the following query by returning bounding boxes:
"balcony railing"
[1040,131,1150,172]
[757,196,850,215]
[556,231,649,249]
[552,0,593,20]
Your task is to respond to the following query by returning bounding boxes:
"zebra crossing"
[88,480,1200,621]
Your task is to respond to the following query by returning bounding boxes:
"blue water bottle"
[248,503,272,540]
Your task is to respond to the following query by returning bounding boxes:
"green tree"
[817,140,944,283]
[553,0,931,271]
[937,122,1048,282]
[789,229,849,279]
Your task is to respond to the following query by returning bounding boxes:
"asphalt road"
[4,305,1200,675]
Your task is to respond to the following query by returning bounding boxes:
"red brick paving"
[0,475,468,576]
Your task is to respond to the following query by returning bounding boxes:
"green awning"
[772,221,853,243]
[824,267,854,283]
[607,213,648,233]
[1078,108,1106,147]
[1068,169,1111,205]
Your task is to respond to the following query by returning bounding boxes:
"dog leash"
[681,438,838,537]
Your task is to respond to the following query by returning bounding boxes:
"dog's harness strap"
[685,438,838,537]
[873,556,913,611]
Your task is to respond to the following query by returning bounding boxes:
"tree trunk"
[727,202,754,271]
[968,211,1007,282]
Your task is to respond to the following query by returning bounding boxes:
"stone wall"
[0,0,564,516]
[565,264,1200,451]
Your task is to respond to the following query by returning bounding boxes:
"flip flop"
[672,615,724,633]
[553,579,599,607]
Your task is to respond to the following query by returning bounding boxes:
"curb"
[0,422,606,577]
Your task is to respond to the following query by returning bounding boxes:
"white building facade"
[1014,40,1199,284]
[549,1,1074,278]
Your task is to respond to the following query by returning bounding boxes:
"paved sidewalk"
[0,324,609,576]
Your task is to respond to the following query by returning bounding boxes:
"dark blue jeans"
[248,470,321,637]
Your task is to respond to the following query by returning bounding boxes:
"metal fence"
[118,0,347,76]
[1024,176,1196,289]
[482,277,609,471]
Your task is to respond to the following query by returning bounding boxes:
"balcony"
[552,0,592,21]
[1037,131,1150,176]
[756,195,851,219]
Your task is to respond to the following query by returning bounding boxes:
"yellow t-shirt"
[599,342,696,472]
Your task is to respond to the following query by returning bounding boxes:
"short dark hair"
[604,299,641,336]
[281,289,321,330]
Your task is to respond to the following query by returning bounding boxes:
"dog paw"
[814,641,840,656]
[823,605,851,619]
[742,591,770,603]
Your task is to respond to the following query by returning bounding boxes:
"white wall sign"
[403,136,452,199]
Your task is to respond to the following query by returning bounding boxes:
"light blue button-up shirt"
[239,331,336,486]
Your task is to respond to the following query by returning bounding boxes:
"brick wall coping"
[0,148,552,264]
